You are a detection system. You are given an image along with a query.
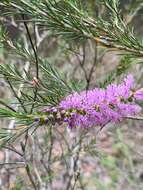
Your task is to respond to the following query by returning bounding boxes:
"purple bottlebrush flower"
[58,75,142,128]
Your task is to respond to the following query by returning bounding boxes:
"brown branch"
[125,115,143,121]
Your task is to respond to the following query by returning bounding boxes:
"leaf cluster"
[1,0,143,57]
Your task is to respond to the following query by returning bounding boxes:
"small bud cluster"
[35,75,143,129]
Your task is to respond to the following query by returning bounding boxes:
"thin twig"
[0,162,25,166]
[3,146,23,157]
[0,100,16,112]
[25,164,38,190]
[86,41,98,90]
[125,115,143,121]
[21,14,39,79]
[66,132,83,190]
[47,125,54,190]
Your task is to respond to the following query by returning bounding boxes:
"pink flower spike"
[43,75,142,129]
[58,75,142,129]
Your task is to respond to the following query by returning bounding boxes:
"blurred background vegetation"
[0,0,143,190]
